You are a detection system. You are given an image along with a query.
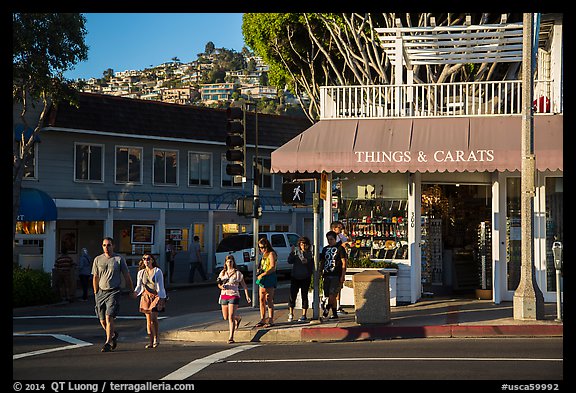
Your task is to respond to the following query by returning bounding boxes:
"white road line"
[161,344,260,380]
[224,357,563,363]
[13,333,93,360]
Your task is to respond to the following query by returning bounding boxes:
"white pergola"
[375,14,526,86]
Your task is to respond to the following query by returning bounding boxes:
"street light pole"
[251,103,260,309]
[513,12,544,320]
[312,179,320,320]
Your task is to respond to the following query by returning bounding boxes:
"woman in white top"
[134,254,166,348]
[217,255,251,344]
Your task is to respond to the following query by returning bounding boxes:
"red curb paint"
[300,324,563,341]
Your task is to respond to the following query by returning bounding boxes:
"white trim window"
[153,148,178,186]
[115,145,143,184]
[74,142,104,182]
[255,156,273,189]
[188,151,212,187]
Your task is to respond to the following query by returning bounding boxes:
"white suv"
[215,232,301,276]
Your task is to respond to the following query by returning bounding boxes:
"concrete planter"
[294,268,398,309]
[342,268,397,307]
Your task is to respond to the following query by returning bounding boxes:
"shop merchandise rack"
[475,220,492,290]
[341,200,408,261]
[421,216,443,285]
[506,215,521,290]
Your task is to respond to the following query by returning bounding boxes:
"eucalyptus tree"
[12,13,88,244]
[242,12,522,122]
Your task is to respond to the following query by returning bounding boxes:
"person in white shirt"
[134,253,167,348]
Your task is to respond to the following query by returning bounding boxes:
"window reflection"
[545,177,563,291]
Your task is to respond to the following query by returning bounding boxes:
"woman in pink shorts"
[217,255,251,343]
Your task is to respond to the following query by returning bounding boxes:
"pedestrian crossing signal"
[282,182,306,205]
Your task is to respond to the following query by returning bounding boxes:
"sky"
[64,13,246,80]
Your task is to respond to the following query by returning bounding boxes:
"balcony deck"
[320,80,558,119]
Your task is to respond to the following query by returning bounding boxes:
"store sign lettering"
[355,150,494,164]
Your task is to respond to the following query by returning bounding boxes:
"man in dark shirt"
[320,230,347,320]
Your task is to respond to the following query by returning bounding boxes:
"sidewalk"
[162,285,563,343]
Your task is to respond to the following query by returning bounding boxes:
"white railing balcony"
[320,80,559,119]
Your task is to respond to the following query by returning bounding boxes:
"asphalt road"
[13,284,563,383]
[13,338,563,381]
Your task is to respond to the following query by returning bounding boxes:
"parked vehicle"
[215,232,301,276]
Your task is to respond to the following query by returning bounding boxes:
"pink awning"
[271,115,563,174]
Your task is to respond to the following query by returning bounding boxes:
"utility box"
[353,270,391,324]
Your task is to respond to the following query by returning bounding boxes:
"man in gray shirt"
[188,235,208,283]
[92,237,135,352]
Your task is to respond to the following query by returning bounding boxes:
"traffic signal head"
[225,106,246,179]
[226,163,244,176]
[227,106,243,122]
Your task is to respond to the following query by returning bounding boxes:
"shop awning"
[270,115,563,173]
[17,188,57,221]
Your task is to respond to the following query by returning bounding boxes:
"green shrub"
[13,266,60,307]
[347,256,398,269]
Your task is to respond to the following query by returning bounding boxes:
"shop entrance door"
[421,184,492,297]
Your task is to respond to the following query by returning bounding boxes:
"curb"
[163,327,303,343]
[300,324,564,342]
[163,324,563,343]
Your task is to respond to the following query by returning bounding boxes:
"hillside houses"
[77,53,297,110]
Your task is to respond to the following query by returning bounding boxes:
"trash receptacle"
[353,270,391,324]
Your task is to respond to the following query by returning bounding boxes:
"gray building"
[14,93,313,283]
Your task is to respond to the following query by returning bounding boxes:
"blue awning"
[17,188,57,221]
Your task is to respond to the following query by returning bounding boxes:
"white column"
[408,172,421,303]
[157,209,167,273]
[104,208,114,238]
[492,172,502,304]
[43,221,57,272]
[207,210,214,276]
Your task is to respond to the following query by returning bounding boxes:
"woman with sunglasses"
[255,237,278,328]
[217,255,251,344]
[287,236,314,322]
[134,254,166,348]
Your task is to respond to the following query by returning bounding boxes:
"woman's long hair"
[223,254,237,273]
[138,254,158,270]
[258,237,275,255]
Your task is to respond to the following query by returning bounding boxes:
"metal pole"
[555,270,562,321]
[552,241,562,321]
[513,13,544,320]
[252,106,259,308]
[312,181,320,320]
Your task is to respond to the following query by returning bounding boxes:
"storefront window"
[192,223,204,252]
[15,221,45,234]
[506,178,521,291]
[166,228,188,251]
[545,177,563,292]
[337,173,409,261]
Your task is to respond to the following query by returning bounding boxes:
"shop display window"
[545,177,563,292]
[506,178,521,291]
[335,175,409,261]
[15,221,45,235]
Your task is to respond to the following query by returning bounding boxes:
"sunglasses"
[142,257,151,261]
